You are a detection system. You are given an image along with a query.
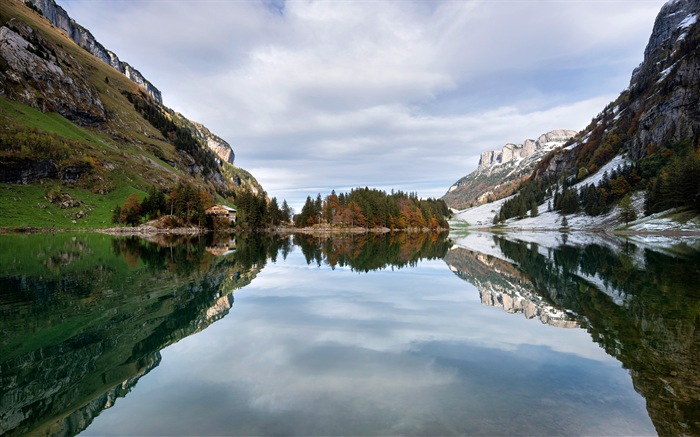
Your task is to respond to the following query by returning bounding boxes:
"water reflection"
[1,231,697,436]
[0,232,282,436]
[449,232,700,436]
[293,231,450,271]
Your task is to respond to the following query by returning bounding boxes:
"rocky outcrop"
[26,0,162,103]
[477,130,576,170]
[191,120,236,165]
[0,20,105,124]
[443,130,575,209]
[626,0,700,160]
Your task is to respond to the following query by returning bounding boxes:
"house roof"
[207,205,237,212]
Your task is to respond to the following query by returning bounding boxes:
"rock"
[445,129,577,209]
[0,22,106,124]
[26,0,162,103]
[0,158,58,184]
[190,120,236,165]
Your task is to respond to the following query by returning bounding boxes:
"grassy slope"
[0,0,248,229]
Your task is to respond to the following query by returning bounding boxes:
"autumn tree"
[121,193,142,226]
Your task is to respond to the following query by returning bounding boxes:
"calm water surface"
[1,231,698,436]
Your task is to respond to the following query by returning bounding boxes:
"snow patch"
[678,14,697,29]
[573,154,630,190]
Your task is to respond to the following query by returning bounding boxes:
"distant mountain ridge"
[442,129,575,210]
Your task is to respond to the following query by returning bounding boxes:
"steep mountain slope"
[0,0,262,228]
[451,0,700,230]
[536,0,700,180]
[442,130,575,210]
[27,0,162,103]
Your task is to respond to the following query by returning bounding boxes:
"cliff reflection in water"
[0,232,284,437]
[0,231,450,437]
[448,233,700,437]
[2,230,697,436]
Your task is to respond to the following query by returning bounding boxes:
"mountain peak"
[477,129,576,171]
[443,130,575,209]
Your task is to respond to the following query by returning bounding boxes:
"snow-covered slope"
[450,152,700,232]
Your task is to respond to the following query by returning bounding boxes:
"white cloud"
[60,0,666,209]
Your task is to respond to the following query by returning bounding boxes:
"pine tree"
[619,194,637,225]
[530,200,538,217]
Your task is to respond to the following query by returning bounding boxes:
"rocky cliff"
[444,247,578,329]
[534,0,700,180]
[442,130,575,210]
[0,19,105,124]
[190,119,236,165]
[27,0,162,103]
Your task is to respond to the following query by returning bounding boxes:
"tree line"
[495,160,645,223]
[295,187,450,229]
[112,182,293,230]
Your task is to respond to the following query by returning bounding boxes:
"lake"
[1,231,698,436]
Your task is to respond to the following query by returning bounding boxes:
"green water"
[0,231,697,436]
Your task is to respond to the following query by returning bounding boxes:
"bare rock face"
[0,20,105,124]
[475,130,576,171]
[191,121,236,165]
[444,130,576,209]
[27,0,162,103]
[626,0,700,160]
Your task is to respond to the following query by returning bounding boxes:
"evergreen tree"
[281,199,292,224]
[619,194,637,225]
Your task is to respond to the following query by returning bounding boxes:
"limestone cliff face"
[476,130,576,171]
[0,19,105,124]
[27,0,162,103]
[442,130,575,209]
[626,0,700,160]
[191,120,236,165]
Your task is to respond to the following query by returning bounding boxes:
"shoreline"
[1,224,699,237]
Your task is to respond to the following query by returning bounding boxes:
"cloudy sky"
[60,0,666,210]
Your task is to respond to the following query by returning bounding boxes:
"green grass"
[0,96,115,151]
[0,183,147,229]
[449,222,472,229]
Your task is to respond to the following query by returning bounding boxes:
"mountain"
[0,0,262,229]
[535,0,700,179]
[448,0,700,230]
[442,130,575,210]
[451,232,700,436]
[488,0,700,227]
[26,0,162,103]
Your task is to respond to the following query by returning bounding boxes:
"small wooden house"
[206,205,237,223]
